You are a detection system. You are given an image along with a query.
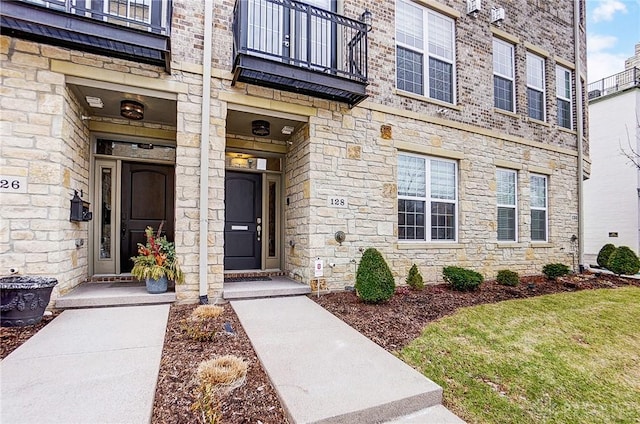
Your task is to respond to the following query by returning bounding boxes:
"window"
[396,0,456,103]
[398,154,457,242]
[497,169,517,241]
[556,65,573,129]
[527,52,546,121]
[530,174,548,241]
[493,38,515,112]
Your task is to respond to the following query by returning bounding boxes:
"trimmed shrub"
[496,269,520,287]
[406,264,425,290]
[443,266,484,291]
[597,243,616,268]
[355,248,396,303]
[542,263,570,280]
[607,246,640,276]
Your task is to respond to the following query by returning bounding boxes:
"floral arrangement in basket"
[130,224,184,284]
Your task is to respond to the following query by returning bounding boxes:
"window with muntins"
[396,0,456,104]
[556,65,573,129]
[527,52,546,121]
[493,38,515,112]
[398,154,457,242]
[530,174,548,242]
[497,169,517,241]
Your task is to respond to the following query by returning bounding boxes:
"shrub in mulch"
[406,264,425,291]
[542,263,571,280]
[607,246,640,276]
[597,243,617,268]
[355,248,395,303]
[496,269,520,287]
[443,266,484,291]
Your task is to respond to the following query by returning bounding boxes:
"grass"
[400,287,640,424]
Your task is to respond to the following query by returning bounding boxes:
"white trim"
[496,168,518,242]
[530,174,548,242]
[556,65,573,130]
[493,38,515,113]
[398,152,458,243]
[526,52,546,121]
[395,0,456,104]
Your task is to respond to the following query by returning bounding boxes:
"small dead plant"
[191,355,248,423]
[181,305,225,341]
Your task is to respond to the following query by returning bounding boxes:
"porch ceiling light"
[120,100,144,120]
[360,9,373,32]
[252,120,270,137]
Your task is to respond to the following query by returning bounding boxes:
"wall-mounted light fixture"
[252,120,270,136]
[120,100,144,120]
[360,9,373,32]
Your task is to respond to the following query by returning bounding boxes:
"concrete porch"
[223,276,311,300]
[55,281,176,309]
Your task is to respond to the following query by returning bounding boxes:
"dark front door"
[225,171,262,270]
[121,162,175,273]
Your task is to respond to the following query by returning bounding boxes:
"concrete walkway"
[0,305,169,424]
[232,296,465,424]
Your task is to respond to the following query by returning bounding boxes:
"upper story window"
[398,153,458,242]
[556,65,573,129]
[396,0,456,104]
[493,38,515,112]
[527,52,546,121]
[497,168,517,241]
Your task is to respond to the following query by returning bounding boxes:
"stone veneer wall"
[0,38,91,299]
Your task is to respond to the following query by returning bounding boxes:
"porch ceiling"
[227,109,306,143]
[68,82,177,127]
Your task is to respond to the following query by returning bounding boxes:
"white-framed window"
[497,168,517,241]
[398,153,458,242]
[556,65,573,129]
[493,38,515,112]
[530,174,548,242]
[395,0,456,104]
[526,52,546,121]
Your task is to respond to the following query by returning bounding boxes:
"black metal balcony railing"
[1,0,171,70]
[232,0,369,106]
[588,67,640,100]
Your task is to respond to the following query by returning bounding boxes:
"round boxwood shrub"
[542,263,570,280]
[496,269,519,286]
[355,248,396,303]
[406,264,424,291]
[607,246,640,276]
[597,243,616,268]
[443,266,484,291]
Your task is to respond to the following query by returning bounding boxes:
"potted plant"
[131,225,184,293]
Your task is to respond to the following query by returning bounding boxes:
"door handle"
[121,223,127,239]
[257,225,261,242]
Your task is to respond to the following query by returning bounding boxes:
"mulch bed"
[314,272,639,352]
[2,271,638,423]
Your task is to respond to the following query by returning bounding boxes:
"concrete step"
[56,281,175,309]
[231,296,446,424]
[223,277,311,300]
[385,405,467,423]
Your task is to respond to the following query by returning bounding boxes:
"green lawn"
[400,287,640,424]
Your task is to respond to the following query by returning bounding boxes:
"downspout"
[199,0,214,303]
[574,0,585,271]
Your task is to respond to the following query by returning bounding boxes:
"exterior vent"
[491,7,505,24]
[467,0,481,15]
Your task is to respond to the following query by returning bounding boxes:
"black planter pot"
[0,276,58,327]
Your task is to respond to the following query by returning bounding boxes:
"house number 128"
[327,196,348,208]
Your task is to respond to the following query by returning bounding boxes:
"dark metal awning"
[1,1,171,72]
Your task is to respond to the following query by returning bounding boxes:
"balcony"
[1,0,171,71]
[588,67,640,101]
[232,0,369,107]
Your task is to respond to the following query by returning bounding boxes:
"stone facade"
[0,0,588,303]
